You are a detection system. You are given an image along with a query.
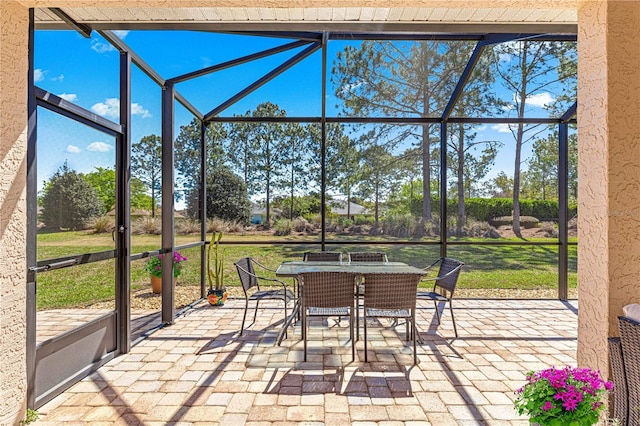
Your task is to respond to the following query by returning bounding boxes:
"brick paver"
[34,298,577,425]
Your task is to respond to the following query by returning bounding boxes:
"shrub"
[206,217,228,233]
[354,215,375,226]
[274,219,292,236]
[176,218,201,234]
[92,216,114,234]
[132,216,160,235]
[227,221,244,234]
[186,166,250,223]
[490,215,540,229]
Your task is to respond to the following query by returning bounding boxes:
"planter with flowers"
[514,366,613,426]
[144,251,188,294]
[207,231,227,306]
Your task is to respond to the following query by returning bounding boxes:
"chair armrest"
[421,258,442,274]
[420,262,463,281]
[251,258,277,273]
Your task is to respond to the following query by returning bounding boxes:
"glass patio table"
[274,260,426,344]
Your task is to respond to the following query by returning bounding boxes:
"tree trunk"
[151,183,156,218]
[512,44,528,239]
[374,175,380,226]
[456,125,465,237]
[265,140,271,225]
[421,124,432,222]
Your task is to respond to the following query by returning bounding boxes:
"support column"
[0,2,29,424]
[577,0,640,372]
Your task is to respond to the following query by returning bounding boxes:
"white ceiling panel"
[33,6,578,31]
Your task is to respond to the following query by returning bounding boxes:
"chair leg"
[405,317,410,341]
[253,299,260,326]
[449,301,458,338]
[356,296,360,342]
[350,309,355,362]
[412,311,417,365]
[240,299,249,335]
[283,299,288,339]
[364,310,368,362]
[303,308,308,362]
[433,300,441,324]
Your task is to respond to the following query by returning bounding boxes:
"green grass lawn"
[35,230,577,310]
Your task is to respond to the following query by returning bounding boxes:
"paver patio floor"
[33,298,578,425]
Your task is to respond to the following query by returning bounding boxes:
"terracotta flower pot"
[150,275,177,294]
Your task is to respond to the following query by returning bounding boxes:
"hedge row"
[412,198,577,222]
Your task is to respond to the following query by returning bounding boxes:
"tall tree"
[309,123,360,217]
[272,122,312,219]
[174,118,227,192]
[131,134,162,217]
[356,141,403,226]
[494,40,575,237]
[226,102,288,224]
[83,166,151,212]
[444,44,500,236]
[332,40,475,222]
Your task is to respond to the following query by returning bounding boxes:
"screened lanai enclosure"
[28,10,577,408]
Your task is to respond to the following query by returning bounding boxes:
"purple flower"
[542,401,553,411]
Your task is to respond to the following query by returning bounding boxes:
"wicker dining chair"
[302,251,343,262]
[618,315,640,426]
[608,336,628,426]
[298,272,358,362]
[234,257,294,336]
[362,273,422,365]
[416,257,464,338]
[347,252,388,263]
[347,251,389,337]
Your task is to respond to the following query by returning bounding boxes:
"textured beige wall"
[0,2,29,425]
[577,0,640,372]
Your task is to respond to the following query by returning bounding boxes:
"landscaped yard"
[35,228,577,310]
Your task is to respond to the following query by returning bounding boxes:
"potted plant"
[514,366,613,426]
[207,231,227,306]
[144,251,187,294]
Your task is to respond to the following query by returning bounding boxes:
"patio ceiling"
[33,6,577,33]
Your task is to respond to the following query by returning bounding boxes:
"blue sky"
[34,30,571,197]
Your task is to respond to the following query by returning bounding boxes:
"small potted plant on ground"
[144,251,187,294]
[514,365,613,426]
[207,231,227,306]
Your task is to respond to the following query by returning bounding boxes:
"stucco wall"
[0,2,29,425]
[577,0,640,372]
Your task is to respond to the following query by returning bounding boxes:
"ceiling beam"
[47,8,92,38]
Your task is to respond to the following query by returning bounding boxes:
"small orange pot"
[150,275,177,294]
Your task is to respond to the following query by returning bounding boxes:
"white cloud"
[526,92,555,108]
[90,32,127,53]
[501,104,516,111]
[131,103,151,118]
[52,74,64,82]
[58,93,77,102]
[112,30,130,39]
[87,142,113,152]
[34,69,45,82]
[91,98,119,118]
[491,123,516,133]
[91,39,116,53]
[91,98,151,119]
[65,145,81,153]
